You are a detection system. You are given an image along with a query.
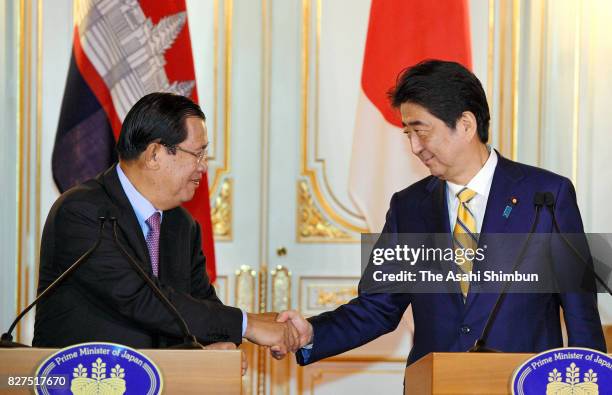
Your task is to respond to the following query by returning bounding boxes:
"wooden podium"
[0,348,241,394]
[404,352,534,394]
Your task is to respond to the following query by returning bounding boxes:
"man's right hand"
[243,312,300,354]
[270,310,313,360]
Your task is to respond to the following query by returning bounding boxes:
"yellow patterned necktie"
[453,187,478,299]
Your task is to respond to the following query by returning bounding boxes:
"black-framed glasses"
[174,145,207,165]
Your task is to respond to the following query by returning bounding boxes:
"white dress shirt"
[446,148,498,233]
[117,163,163,237]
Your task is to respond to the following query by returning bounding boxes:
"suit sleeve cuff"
[299,347,312,364]
[241,309,248,337]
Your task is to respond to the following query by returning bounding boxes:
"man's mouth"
[420,154,435,164]
[191,179,201,186]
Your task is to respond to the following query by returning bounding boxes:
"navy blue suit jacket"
[298,153,606,366]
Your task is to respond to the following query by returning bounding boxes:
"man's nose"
[409,133,423,155]
[197,158,208,173]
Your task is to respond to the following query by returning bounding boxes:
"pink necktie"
[145,212,161,277]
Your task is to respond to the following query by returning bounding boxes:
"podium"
[0,348,241,394]
[404,352,533,394]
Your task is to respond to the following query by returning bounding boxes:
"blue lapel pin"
[503,197,518,219]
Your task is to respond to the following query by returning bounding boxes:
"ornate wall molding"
[298,276,359,315]
[211,177,232,240]
[297,180,353,242]
[208,0,233,196]
[300,0,369,238]
[271,265,291,311]
[235,265,256,312]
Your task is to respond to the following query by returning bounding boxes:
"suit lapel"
[479,153,524,235]
[100,164,152,274]
[421,178,464,307]
[158,209,183,284]
[421,177,450,234]
[464,152,524,309]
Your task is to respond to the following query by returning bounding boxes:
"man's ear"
[459,111,478,142]
[143,143,161,170]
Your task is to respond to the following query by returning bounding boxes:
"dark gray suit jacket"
[33,164,242,348]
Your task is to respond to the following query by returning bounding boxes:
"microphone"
[469,192,546,352]
[107,214,204,349]
[0,208,110,348]
[542,192,612,296]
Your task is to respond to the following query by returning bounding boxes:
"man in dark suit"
[34,93,299,360]
[272,60,606,366]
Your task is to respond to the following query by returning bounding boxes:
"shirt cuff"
[300,345,313,363]
[241,309,248,337]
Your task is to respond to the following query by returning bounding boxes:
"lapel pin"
[503,197,517,219]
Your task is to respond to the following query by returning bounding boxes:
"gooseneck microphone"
[107,213,204,349]
[542,192,612,296]
[0,209,109,348]
[469,192,546,352]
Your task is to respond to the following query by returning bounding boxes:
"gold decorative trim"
[271,265,291,311]
[297,180,352,242]
[258,0,271,267]
[571,1,582,187]
[498,0,506,156]
[536,0,548,167]
[270,276,291,395]
[313,0,364,221]
[235,265,256,313]
[510,0,520,161]
[301,0,368,235]
[16,0,27,343]
[34,0,42,306]
[257,264,268,395]
[257,0,272,392]
[298,276,360,315]
[258,265,268,314]
[25,0,31,239]
[209,0,219,160]
[209,0,233,197]
[24,266,29,322]
[487,0,495,135]
[211,177,232,240]
[311,285,357,310]
[496,0,520,160]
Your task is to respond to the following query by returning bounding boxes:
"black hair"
[116,92,206,161]
[389,60,490,143]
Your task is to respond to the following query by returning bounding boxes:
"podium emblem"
[511,347,611,394]
[545,362,598,394]
[34,342,163,394]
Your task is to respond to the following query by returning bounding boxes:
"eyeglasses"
[174,145,207,165]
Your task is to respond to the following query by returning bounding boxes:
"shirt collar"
[116,163,162,225]
[447,147,498,199]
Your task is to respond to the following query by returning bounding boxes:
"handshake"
[243,310,313,359]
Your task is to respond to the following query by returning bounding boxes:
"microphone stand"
[469,193,545,352]
[109,218,204,349]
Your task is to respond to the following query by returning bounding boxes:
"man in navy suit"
[273,60,606,366]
